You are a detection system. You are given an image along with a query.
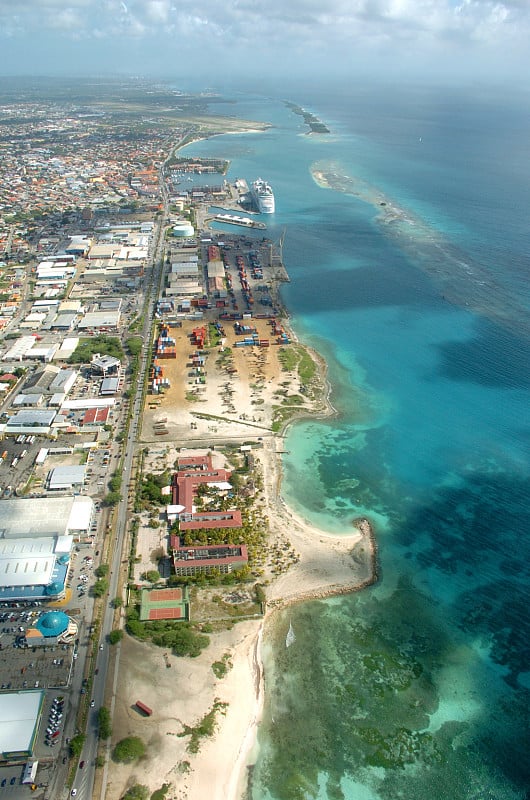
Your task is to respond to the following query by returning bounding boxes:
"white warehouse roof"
[0,496,91,538]
[48,465,86,490]
[67,496,94,532]
[0,540,56,587]
[2,336,38,361]
[6,409,56,428]
[0,691,43,757]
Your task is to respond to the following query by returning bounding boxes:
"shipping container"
[135,700,153,717]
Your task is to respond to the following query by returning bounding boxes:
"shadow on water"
[434,316,530,389]
[309,158,530,341]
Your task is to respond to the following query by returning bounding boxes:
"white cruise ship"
[251,178,275,214]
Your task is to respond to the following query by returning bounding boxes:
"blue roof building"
[36,611,70,638]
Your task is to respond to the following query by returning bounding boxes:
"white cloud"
[144,0,171,23]
[0,0,528,79]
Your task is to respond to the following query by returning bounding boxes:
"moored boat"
[251,178,275,214]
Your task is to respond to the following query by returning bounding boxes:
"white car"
[71,791,77,797]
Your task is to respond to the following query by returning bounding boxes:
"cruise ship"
[250,178,275,214]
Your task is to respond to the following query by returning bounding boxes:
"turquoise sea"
[182,81,530,800]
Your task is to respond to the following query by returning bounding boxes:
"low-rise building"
[170,536,248,576]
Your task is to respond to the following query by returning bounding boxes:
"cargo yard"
[142,234,308,443]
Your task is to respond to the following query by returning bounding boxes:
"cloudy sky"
[1,0,529,83]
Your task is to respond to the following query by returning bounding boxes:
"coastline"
[109,369,378,800]
[180,472,377,800]
[108,127,378,800]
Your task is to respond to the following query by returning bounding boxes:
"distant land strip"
[284,101,330,134]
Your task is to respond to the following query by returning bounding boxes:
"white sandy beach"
[105,436,375,800]
[104,279,376,800]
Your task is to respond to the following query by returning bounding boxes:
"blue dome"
[37,611,70,637]
[45,581,64,596]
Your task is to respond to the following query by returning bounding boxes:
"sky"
[1,0,529,84]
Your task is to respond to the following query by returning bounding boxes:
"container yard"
[139,229,306,440]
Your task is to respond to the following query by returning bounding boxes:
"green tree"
[112,596,123,608]
[69,734,86,758]
[112,736,146,763]
[97,706,112,739]
[93,579,109,598]
[103,491,121,507]
[109,474,122,493]
[68,335,124,364]
[126,337,143,357]
[95,564,110,578]
[122,785,149,800]
[142,570,160,583]
[108,629,124,645]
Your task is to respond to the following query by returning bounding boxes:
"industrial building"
[0,691,44,761]
[90,354,121,376]
[47,465,86,491]
[0,496,94,601]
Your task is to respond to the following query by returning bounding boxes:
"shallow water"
[184,82,530,800]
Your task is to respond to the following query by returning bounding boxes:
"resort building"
[169,453,241,530]
[170,536,248,577]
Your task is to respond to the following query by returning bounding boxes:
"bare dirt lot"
[141,316,303,445]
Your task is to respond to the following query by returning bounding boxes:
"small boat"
[286,620,295,648]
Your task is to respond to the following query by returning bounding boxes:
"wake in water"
[285,620,295,648]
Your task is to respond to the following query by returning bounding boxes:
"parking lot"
[0,605,74,692]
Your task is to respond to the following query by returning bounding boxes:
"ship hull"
[251,178,275,214]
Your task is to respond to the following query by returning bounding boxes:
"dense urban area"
[0,78,299,800]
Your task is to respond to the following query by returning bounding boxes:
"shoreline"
[170,414,379,800]
[227,516,378,800]
[108,424,378,800]
[108,125,378,800]
[181,437,378,800]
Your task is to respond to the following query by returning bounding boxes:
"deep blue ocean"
[183,81,530,800]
